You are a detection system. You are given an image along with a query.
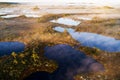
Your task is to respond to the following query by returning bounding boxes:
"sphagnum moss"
[0,13,120,80]
[0,48,58,80]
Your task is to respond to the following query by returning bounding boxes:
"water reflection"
[77,16,92,20]
[0,12,7,16]
[50,18,81,26]
[25,14,41,18]
[24,71,51,80]
[1,14,41,18]
[54,26,74,33]
[44,44,104,80]
[54,27,120,52]
[0,42,25,57]
[1,15,20,18]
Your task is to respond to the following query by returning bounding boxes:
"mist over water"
[15,0,120,8]
[0,1,120,18]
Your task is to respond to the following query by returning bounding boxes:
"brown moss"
[0,42,58,80]
[0,13,120,80]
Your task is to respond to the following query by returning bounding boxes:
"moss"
[78,46,101,56]
[0,13,120,80]
[0,45,58,80]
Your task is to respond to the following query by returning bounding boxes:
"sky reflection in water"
[0,42,25,56]
[44,44,104,80]
[51,18,81,26]
[54,27,120,52]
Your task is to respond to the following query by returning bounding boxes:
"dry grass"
[0,13,120,80]
[74,17,120,80]
[37,14,70,23]
[74,47,120,80]
[76,17,120,39]
[0,45,58,80]
[0,14,78,80]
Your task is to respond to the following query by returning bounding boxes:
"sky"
[0,0,120,3]
[0,0,120,6]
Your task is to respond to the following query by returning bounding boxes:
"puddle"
[44,44,104,80]
[0,12,7,16]
[25,14,41,18]
[0,7,41,18]
[1,15,20,18]
[1,14,41,18]
[54,26,74,33]
[77,16,92,20]
[50,18,80,26]
[68,15,92,20]
[54,27,120,52]
[0,8,16,14]
[0,42,25,57]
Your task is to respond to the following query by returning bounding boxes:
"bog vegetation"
[0,14,120,80]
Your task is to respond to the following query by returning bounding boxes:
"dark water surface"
[25,44,104,80]
[44,44,104,80]
[24,71,51,80]
[0,42,25,56]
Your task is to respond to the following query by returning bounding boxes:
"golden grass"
[0,48,58,80]
[0,13,120,80]
[37,14,69,23]
[0,14,78,80]
[74,51,120,80]
[76,17,120,39]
